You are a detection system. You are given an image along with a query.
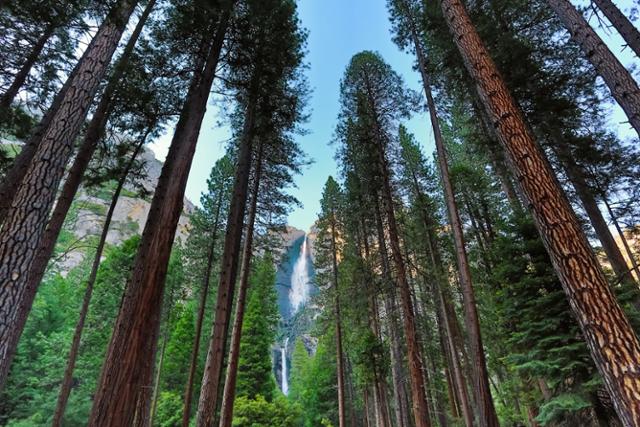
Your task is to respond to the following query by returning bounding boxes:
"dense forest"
[1,0,640,426]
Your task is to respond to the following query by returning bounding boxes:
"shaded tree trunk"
[551,137,637,288]
[181,186,226,427]
[12,0,156,374]
[603,197,640,282]
[51,132,148,427]
[331,204,348,427]
[548,0,640,137]
[374,200,410,427]
[88,7,233,425]
[371,123,432,427]
[592,0,640,58]
[406,12,499,424]
[195,94,257,427]
[0,0,138,391]
[0,24,55,113]
[441,0,640,423]
[218,141,263,427]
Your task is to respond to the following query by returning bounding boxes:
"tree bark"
[88,6,233,425]
[0,24,55,113]
[441,0,640,424]
[0,0,138,391]
[12,0,156,374]
[548,0,640,137]
[555,142,637,287]
[374,200,409,427]
[195,94,257,427]
[371,118,432,427]
[407,11,499,425]
[603,197,640,282]
[218,141,263,427]
[181,185,226,427]
[51,132,147,427]
[331,204,347,427]
[592,0,640,58]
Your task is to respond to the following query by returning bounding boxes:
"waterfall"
[281,337,289,395]
[289,235,310,314]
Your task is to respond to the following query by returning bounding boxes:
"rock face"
[53,147,193,274]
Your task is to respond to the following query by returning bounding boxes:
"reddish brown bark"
[441,0,640,424]
[548,0,640,137]
[12,0,156,372]
[403,6,498,423]
[592,0,640,58]
[332,204,347,427]
[0,0,138,391]
[195,98,256,427]
[218,142,263,427]
[372,126,431,427]
[88,6,232,425]
[374,200,409,427]
[51,133,147,427]
[181,184,226,427]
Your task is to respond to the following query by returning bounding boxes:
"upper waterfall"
[289,234,311,313]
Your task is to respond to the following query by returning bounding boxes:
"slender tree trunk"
[149,326,170,427]
[0,0,152,223]
[440,290,474,427]
[603,197,640,281]
[374,201,409,427]
[408,16,498,425]
[364,388,372,427]
[592,0,640,58]
[330,205,348,427]
[371,129,431,427]
[195,96,257,427]
[551,139,637,287]
[0,0,138,391]
[51,133,147,427]
[547,0,640,137]
[88,7,233,425]
[218,142,263,427]
[13,0,156,369]
[441,0,640,424]
[0,24,55,113]
[181,191,225,427]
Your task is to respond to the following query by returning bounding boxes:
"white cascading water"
[281,337,289,395]
[289,235,310,314]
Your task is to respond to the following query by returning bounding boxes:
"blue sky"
[150,0,638,232]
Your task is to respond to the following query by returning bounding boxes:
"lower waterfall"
[281,337,289,395]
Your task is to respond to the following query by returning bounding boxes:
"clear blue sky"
[150,0,637,232]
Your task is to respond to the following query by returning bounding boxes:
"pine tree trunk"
[331,205,348,427]
[0,0,138,391]
[149,326,170,427]
[218,142,263,427]
[181,188,225,427]
[195,96,257,427]
[547,0,640,137]
[441,0,640,424]
[440,290,474,427]
[592,0,640,58]
[603,197,640,282]
[88,7,232,425]
[408,16,499,425]
[51,133,147,427]
[371,121,432,427]
[551,137,637,287]
[11,0,156,366]
[0,24,55,114]
[374,200,409,427]
[0,0,152,223]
